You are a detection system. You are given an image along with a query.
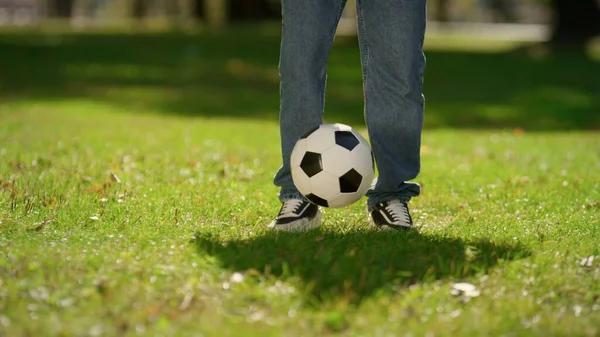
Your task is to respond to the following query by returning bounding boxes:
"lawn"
[0,25,599,336]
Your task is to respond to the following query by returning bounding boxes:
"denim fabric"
[273,0,427,210]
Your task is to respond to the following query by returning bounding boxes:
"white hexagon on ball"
[305,127,336,153]
[321,145,353,177]
[350,143,374,177]
[309,171,341,201]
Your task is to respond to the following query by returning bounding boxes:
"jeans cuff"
[278,192,307,203]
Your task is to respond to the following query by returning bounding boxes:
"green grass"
[1,26,600,336]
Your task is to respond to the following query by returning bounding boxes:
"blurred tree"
[434,0,450,22]
[48,0,74,17]
[193,0,204,19]
[229,0,279,20]
[190,0,279,26]
[204,0,228,28]
[130,0,149,20]
[550,0,600,51]
[489,0,516,23]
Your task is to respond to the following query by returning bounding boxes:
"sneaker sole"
[268,210,322,232]
[371,222,413,231]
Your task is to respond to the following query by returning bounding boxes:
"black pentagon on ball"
[306,193,329,207]
[339,168,363,193]
[300,151,323,177]
[335,131,360,151]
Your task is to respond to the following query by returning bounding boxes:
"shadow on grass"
[192,229,530,305]
[0,27,599,130]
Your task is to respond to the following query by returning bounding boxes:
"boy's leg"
[273,0,347,201]
[356,0,427,211]
[269,0,347,231]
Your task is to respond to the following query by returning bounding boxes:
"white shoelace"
[278,199,305,218]
[385,200,411,224]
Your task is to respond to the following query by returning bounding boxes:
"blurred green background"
[0,0,599,130]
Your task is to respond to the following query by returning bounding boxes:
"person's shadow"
[192,228,530,305]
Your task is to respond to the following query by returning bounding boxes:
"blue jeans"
[273,0,427,211]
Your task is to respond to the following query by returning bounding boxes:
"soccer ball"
[290,123,374,208]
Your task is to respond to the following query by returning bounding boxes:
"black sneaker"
[370,199,414,230]
[268,199,322,232]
